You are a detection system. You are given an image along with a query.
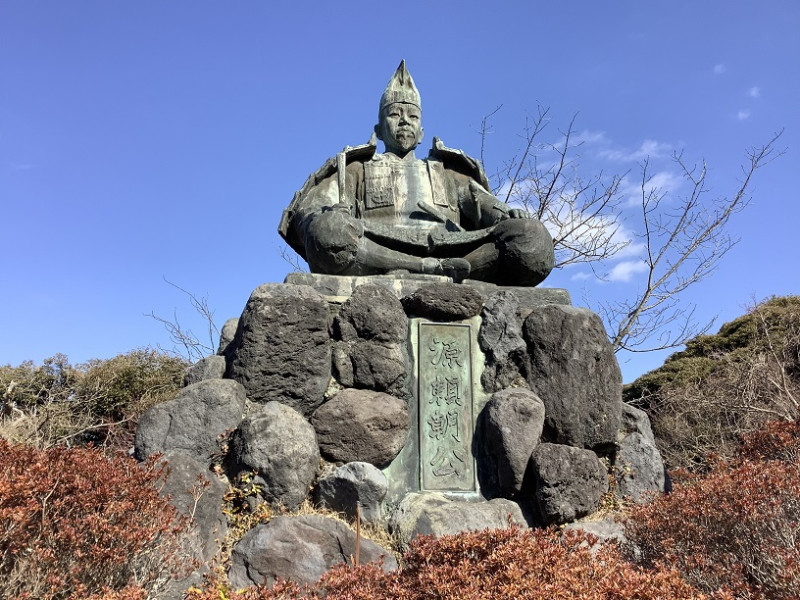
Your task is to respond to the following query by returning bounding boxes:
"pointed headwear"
[379,60,421,118]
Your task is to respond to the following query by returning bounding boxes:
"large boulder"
[523,305,622,449]
[531,443,609,525]
[183,355,226,386]
[216,317,239,356]
[315,462,388,525]
[615,403,665,503]
[311,389,409,467]
[228,515,397,588]
[401,282,484,321]
[226,284,331,416]
[156,452,228,600]
[334,284,407,343]
[333,285,409,398]
[388,492,527,551]
[134,379,246,463]
[478,291,527,392]
[226,402,320,510]
[481,387,545,497]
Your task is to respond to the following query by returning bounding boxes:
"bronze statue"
[279,61,554,286]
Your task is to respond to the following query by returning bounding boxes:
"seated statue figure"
[279,61,555,286]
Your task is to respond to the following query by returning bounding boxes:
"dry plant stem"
[607,131,784,353]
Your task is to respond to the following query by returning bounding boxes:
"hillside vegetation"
[624,295,800,469]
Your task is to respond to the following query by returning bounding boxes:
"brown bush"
[625,453,800,598]
[0,439,190,599]
[187,527,717,600]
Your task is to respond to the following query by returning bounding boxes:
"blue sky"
[1,1,797,383]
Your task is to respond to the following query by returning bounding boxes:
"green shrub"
[0,440,191,599]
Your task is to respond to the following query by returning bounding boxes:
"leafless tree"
[603,132,784,353]
[481,105,628,269]
[482,105,783,353]
[147,278,219,361]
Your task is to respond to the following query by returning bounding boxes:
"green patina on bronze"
[418,322,475,492]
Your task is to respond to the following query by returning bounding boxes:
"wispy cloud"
[737,109,751,121]
[713,63,726,75]
[618,170,683,207]
[599,139,672,162]
[607,260,648,282]
[571,271,592,281]
[748,86,761,98]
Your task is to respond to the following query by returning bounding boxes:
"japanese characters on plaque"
[418,322,475,492]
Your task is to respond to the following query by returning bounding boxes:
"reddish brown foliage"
[187,527,714,600]
[626,448,800,598]
[0,439,189,600]
[739,419,800,463]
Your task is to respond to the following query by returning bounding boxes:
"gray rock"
[523,305,622,449]
[615,404,665,504]
[228,515,397,588]
[334,284,407,343]
[315,462,388,525]
[134,379,246,462]
[482,388,545,497]
[347,340,408,397]
[311,389,409,467]
[531,443,609,525]
[226,284,331,417]
[563,519,627,555]
[227,402,320,510]
[401,283,484,321]
[388,492,527,551]
[479,291,527,392]
[157,452,227,562]
[183,355,226,386]
[217,317,239,356]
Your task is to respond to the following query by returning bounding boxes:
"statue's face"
[377,102,423,155]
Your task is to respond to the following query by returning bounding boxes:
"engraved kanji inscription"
[419,322,474,492]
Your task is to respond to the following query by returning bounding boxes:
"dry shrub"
[626,296,800,469]
[625,435,800,598]
[0,439,191,599]
[187,527,716,600]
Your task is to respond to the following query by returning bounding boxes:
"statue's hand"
[508,208,532,219]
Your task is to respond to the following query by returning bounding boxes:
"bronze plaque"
[418,322,475,492]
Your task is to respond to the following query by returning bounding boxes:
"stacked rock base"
[135,273,665,593]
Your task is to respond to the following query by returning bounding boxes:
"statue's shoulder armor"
[427,137,491,190]
[279,135,377,255]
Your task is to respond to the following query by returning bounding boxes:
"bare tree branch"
[606,130,785,352]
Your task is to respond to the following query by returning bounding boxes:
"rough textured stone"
[334,284,407,343]
[227,402,320,510]
[616,404,665,503]
[479,291,527,392]
[183,355,226,386]
[401,283,484,321]
[531,443,609,525]
[134,379,246,462]
[332,285,409,398]
[311,389,409,468]
[157,452,228,600]
[482,388,545,497]
[388,492,527,551]
[563,519,627,556]
[228,515,397,588]
[217,317,239,356]
[523,305,622,449]
[315,462,388,525]
[226,284,331,416]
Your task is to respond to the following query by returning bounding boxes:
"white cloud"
[571,271,592,281]
[737,109,751,120]
[713,63,726,75]
[748,86,761,98]
[607,260,648,282]
[618,170,683,207]
[599,139,672,162]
